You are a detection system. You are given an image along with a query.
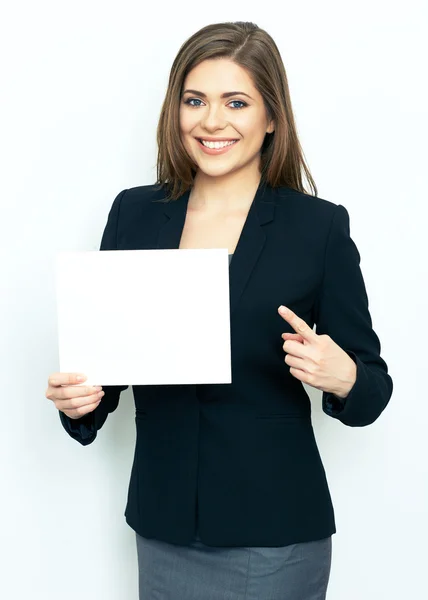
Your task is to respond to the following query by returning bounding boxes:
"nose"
[200,104,227,132]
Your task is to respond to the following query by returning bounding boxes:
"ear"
[266,119,275,134]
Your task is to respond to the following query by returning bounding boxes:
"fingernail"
[279,305,288,314]
[76,375,85,382]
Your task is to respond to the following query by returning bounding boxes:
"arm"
[313,204,393,427]
[59,189,129,445]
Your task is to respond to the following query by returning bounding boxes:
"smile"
[197,138,239,155]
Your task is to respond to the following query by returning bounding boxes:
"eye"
[229,100,247,109]
[184,98,204,107]
[183,98,248,109]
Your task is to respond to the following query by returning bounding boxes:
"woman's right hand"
[45,373,105,419]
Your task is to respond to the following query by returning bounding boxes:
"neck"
[189,164,262,213]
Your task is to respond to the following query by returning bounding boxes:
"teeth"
[201,139,237,149]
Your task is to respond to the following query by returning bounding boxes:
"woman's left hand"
[278,305,357,399]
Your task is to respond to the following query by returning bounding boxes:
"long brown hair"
[156,21,317,200]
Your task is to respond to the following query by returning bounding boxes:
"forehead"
[183,58,257,94]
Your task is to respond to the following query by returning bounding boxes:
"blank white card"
[55,248,231,386]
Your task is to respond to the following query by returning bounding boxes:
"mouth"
[196,138,239,154]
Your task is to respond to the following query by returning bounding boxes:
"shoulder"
[119,183,167,208]
[274,185,338,214]
[107,184,169,228]
[273,185,350,230]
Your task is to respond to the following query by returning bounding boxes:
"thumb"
[281,332,305,343]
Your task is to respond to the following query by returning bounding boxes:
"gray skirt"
[136,532,332,600]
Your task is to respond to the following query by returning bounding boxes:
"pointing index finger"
[278,306,317,342]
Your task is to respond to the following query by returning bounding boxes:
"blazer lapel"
[156,188,191,250]
[156,181,276,315]
[228,182,275,315]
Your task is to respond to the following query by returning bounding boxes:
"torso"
[179,206,249,255]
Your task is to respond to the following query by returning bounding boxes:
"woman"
[46,21,393,600]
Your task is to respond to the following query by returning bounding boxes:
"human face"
[179,58,274,181]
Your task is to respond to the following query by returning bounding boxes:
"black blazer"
[60,181,393,547]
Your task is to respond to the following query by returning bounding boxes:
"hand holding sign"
[278,305,357,399]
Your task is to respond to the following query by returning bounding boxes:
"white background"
[1,1,427,598]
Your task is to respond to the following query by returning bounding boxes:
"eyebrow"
[182,89,254,100]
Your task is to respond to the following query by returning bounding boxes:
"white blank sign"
[55,248,231,386]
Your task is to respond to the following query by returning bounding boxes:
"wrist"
[335,359,357,399]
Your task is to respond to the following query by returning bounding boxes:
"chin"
[194,160,240,179]
[198,167,237,180]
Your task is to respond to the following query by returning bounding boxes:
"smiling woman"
[156,21,316,201]
[52,19,393,600]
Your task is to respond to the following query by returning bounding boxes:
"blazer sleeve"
[313,204,393,427]
[59,189,129,445]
